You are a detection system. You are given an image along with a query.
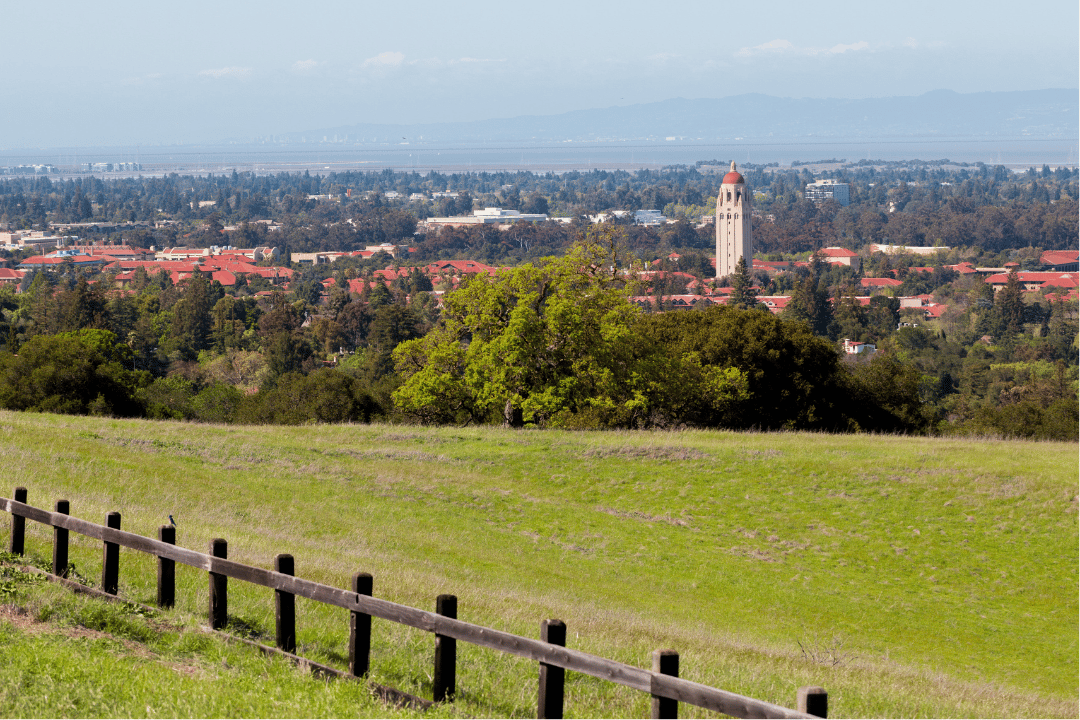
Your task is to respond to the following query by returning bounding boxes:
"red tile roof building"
[1040,250,1079,271]
[818,247,861,272]
[984,271,1079,293]
[860,277,903,289]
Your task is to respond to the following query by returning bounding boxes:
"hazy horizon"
[2,0,1077,149]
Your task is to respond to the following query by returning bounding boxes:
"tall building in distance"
[804,179,850,206]
[715,161,752,279]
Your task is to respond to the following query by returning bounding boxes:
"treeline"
[1,162,1076,439]
[749,255,1078,441]
[0,257,430,425]
[0,230,1073,439]
[0,232,934,434]
[1,161,1076,267]
[0,329,380,425]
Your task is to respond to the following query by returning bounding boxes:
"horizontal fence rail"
[2,491,824,719]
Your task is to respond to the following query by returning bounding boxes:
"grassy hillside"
[0,410,1075,718]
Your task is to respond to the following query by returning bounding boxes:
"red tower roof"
[721,161,744,185]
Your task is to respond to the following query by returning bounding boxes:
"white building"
[805,179,850,206]
[426,207,548,227]
[715,162,752,280]
[869,244,951,256]
[634,209,667,225]
[843,338,876,355]
[81,162,141,173]
[0,230,67,251]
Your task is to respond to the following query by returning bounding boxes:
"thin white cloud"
[292,59,319,72]
[827,41,869,54]
[647,53,679,62]
[737,39,872,58]
[455,57,504,64]
[737,39,794,57]
[199,66,251,79]
[361,51,405,69]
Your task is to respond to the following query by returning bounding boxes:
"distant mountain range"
[296,89,1077,145]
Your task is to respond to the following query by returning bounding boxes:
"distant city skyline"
[1,0,1077,148]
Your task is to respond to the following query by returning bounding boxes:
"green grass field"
[0,410,1076,718]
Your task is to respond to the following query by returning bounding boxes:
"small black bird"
[169,514,176,527]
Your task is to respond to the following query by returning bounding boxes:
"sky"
[1,0,1077,148]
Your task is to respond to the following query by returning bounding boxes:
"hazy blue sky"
[2,0,1076,148]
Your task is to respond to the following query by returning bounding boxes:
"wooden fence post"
[433,594,457,702]
[209,538,228,630]
[101,512,121,594]
[157,526,175,608]
[538,619,566,719]
[797,686,828,718]
[52,500,69,578]
[8,486,27,555]
[349,572,372,677]
[275,554,296,653]
[651,649,679,719]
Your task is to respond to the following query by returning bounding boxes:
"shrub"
[236,369,382,425]
[0,330,150,417]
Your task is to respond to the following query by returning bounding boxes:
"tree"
[833,287,868,342]
[393,229,659,427]
[841,354,936,433]
[0,329,149,417]
[264,330,311,382]
[992,270,1025,338]
[168,271,220,357]
[865,295,900,341]
[337,300,373,351]
[636,306,845,430]
[235,369,381,425]
[54,278,107,333]
[728,256,758,310]
[784,276,833,337]
[367,305,421,378]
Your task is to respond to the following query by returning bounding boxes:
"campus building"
[805,179,850,206]
[425,207,549,229]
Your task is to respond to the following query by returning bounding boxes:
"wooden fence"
[2,488,828,719]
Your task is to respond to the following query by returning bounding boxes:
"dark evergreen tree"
[728,256,758,310]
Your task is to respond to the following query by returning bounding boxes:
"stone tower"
[715,161,752,279]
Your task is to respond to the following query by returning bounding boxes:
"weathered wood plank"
[651,674,815,719]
